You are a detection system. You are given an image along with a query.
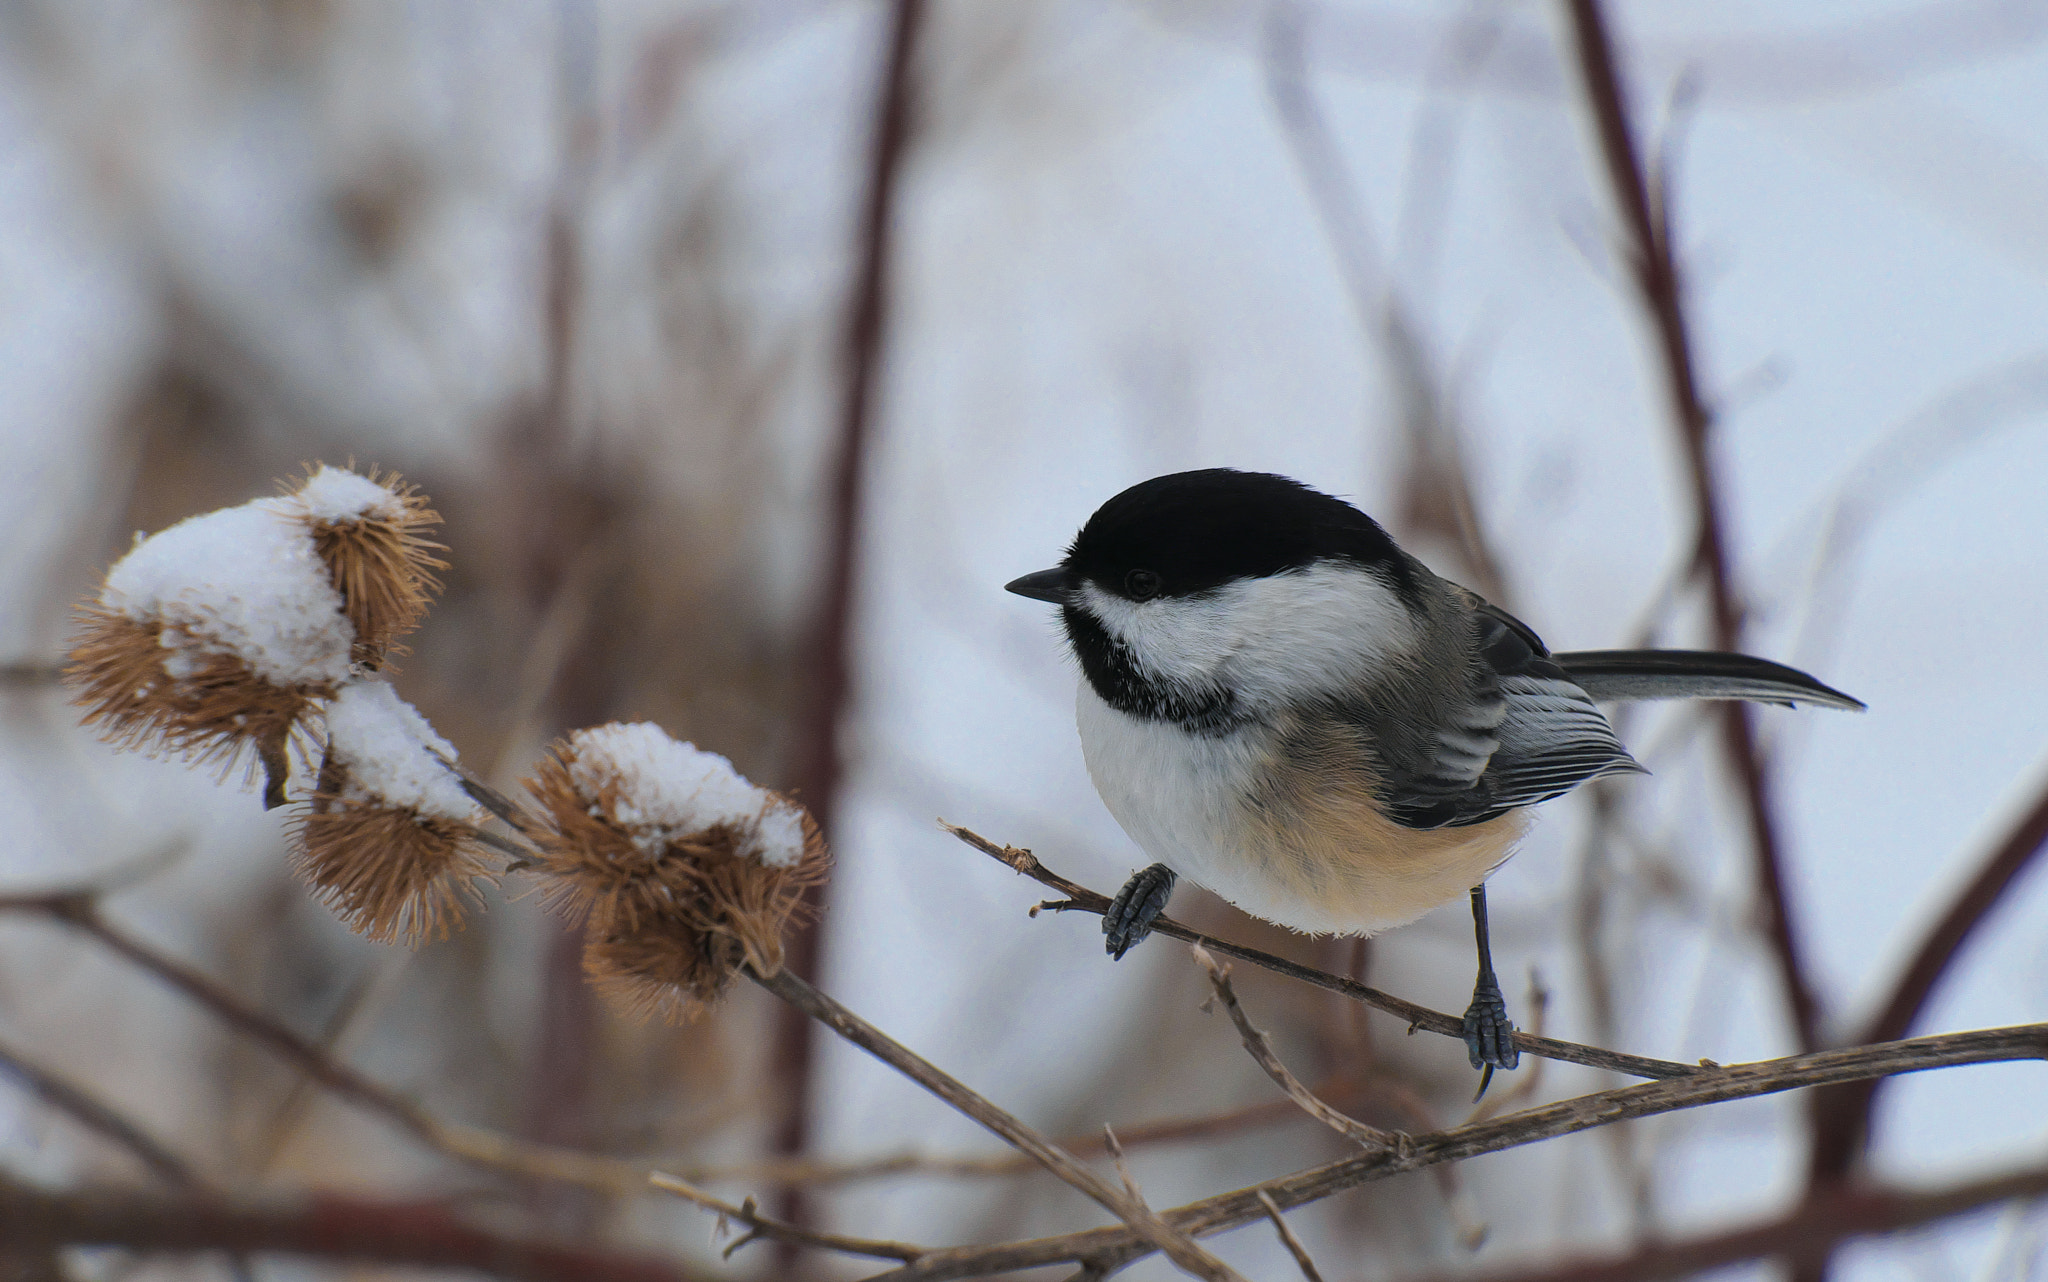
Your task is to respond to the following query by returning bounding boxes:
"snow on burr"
[323,679,479,822]
[294,464,407,524]
[567,722,805,866]
[101,497,355,687]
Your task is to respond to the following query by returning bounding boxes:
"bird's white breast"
[1076,683,1526,936]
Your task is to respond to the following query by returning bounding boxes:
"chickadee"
[1007,468,1862,1086]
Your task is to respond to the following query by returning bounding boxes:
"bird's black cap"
[1044,468,1416,604]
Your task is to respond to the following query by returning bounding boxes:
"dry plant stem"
[945,824,1694,1080]
[869,1025,2048,1281]
[647,1176,926,1263]
[458,773,544,841]
[668,1093,1322,1187]
[775,0,929,1245]
[1192,944,1405,1151]
[1257,1191,1327,1282]
[1806,778,2048,1196]
[1392,1162,2048,1282]
[0,889,920,1262]
[750,963,1254,1282]
[0,1036,204,1187]
[1560,0,1822,1053]
[0,1177,719,1282]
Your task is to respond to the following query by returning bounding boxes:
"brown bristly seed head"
[291,466,446,668]
[65,605,327,769]
[524,746,828,1021]
[293,751,489,944]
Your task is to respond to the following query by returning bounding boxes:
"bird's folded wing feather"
[1377,601,1639,830]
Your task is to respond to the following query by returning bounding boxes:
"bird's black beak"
[1005,567,1075,604]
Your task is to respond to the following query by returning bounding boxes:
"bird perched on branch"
[1006,468,1862,1091]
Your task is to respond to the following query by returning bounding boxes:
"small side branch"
[646,1178,924,1263]
[0,1037,206,1188]
[1192,943,1407,1152]
[1257,1190,1327,1282]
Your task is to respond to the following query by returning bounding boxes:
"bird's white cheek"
[1078,584,1235,689]
[1079,564,1423,706]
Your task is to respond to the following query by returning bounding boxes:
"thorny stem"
[1560,0,1822,1054]
[946,823,1695,1080]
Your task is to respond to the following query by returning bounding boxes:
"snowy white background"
[2,2,2045,1280]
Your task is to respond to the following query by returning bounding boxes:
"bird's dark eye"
[1124,569,1163,601]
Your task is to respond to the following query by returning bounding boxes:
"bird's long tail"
[1553,650,1865,711]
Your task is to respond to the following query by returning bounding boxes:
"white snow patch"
[567,722,806,867]
[102,498,355,687]
[295,465,406,524]
[323,680,478,822]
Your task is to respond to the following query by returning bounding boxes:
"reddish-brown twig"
[1559,0,1822,1054]
[773,0,929,1244]
[0,1177,716,1282]
[1389,1161,2048,1282]
[1803,773,2048,1216]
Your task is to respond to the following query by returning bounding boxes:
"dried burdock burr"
[65,464,447,808]
[294,679,490,943]
[289,464,445,668]
[66,492,361,802]
[525,722,828,1019]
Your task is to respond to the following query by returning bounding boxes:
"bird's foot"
[1103,864,1176,960]
[1461,968,1519,1098]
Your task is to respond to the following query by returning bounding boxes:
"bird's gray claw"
[1461,971,1520,1076]
[1103,864,1176,960]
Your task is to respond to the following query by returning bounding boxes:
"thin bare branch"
[749,963,1253,1282]
[945,822,1695,1080]
[666,1093,1322,1186]
[1559,0,1822,1052]
[870,1024,2048,1280]
[646,1177,925,1263]
[0,1037,205,1188]
[0,891,894,1262]
[1191,943,1405,1151]
[1257,1191,1327,1282]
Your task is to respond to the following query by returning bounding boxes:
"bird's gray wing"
[1378,601,1640,830]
